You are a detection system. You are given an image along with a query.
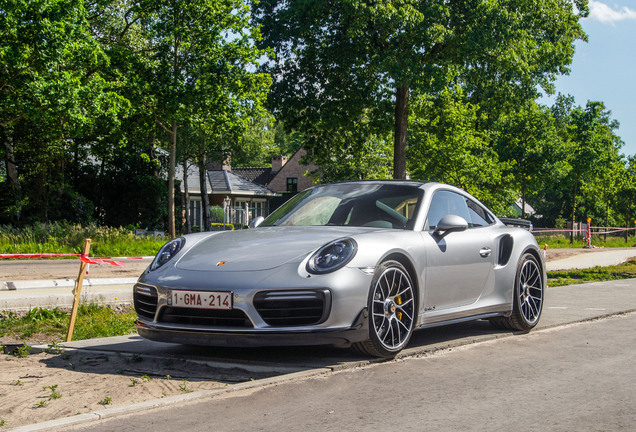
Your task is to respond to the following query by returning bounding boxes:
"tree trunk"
[3,132,20,193]
[97,157,106,224]
[393,85,410,179]
[182,156,191,234]
[168,121,177,238]
[199,153,210,231]
[3,130,21,221]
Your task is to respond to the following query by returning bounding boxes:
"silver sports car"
[134,181,545,357]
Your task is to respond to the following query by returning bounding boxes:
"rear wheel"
[352,260,416,358]
[490,253,544,331]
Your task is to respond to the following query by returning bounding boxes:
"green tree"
[408,88,513,213]
[0,0,111,221]
[548,97,624,237]
[494,101,565,218]
[617,156,636,236]
[253,0,588,179]
[137,0,270,237]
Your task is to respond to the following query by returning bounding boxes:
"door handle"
[479,247,492,258]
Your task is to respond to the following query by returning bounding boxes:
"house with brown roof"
[178,148,319,229]
[233,148,319,194]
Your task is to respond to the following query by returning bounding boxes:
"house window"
[249,200,265,219]
[287,177,298,193]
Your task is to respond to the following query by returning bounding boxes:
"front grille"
[253,290,331,326]
[134,284,158,320]
[158,307,253,328]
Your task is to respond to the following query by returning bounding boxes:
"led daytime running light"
[307,238,357,274]
[150,237,185,271]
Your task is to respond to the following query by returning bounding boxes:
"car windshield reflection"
[261,183,423,230]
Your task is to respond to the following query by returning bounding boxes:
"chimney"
[271,155,287,172]
[206,155,231,171]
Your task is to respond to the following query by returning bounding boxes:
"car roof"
[320,179,430,188]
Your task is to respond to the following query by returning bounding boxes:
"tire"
[352,260,416,358]
[490,252,544,331]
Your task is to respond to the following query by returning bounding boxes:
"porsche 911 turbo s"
[134,181,545,358]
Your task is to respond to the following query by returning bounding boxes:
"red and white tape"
[0,253,150,267]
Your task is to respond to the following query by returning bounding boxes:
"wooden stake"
[66,238,91,342]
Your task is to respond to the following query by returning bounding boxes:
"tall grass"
[534,234,636,249]
[0,304,137,342]
[0,222,166,257]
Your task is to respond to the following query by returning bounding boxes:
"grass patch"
[0,304,137,343]
[0,222,166,257]
[548,258,636,287]
[72,304,137,340]
[535,234,636,249]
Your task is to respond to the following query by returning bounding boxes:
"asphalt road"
[62,312,636,432]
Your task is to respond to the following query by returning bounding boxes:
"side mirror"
[249,216,265,228]
[433,214,468,238]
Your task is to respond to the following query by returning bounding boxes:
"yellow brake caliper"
[396,295,403,320]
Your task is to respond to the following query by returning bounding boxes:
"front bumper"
[134,262,374,348]
[135,308,369,348]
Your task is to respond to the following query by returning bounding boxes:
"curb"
[0,278,138,291]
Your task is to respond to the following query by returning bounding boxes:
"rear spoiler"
[499,217,533,231]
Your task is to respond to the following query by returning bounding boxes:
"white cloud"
[588,1,636,24]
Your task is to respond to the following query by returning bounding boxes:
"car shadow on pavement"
[50,319,508,376]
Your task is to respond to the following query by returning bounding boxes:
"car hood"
[175,226,373,272]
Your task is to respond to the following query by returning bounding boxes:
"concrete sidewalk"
[0,277,138,291]
[0,283,135,311]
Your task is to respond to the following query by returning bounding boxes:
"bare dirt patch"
[0,344,265,429]
[544,248,589,261]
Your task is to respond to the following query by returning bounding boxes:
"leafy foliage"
[409,88,514,214]
[253,0,588,179]
[0,0,634,234]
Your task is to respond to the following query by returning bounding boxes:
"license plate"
[168,290,233,310]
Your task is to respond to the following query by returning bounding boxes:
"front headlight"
[307,238,357,274]
[150,237,185,271]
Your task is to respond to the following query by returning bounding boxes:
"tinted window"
[466,199,494,227]
[427,190,494,229]
[427,190,471,229]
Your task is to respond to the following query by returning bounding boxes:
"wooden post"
[66,238,91,342]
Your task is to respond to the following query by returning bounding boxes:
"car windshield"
[261,183,423,229]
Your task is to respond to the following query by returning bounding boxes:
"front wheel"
[490,252,544,331]
[352,260,416,358]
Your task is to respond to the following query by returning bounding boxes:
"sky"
[543,1,636,156]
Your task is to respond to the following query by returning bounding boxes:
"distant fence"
[532,222,635,248]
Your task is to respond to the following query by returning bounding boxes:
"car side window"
[466,199,494,227]
[427,190,472,229]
